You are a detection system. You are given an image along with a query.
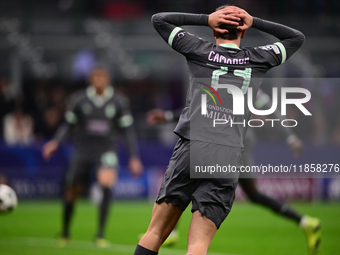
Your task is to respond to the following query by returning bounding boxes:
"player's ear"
[241,30,246,39]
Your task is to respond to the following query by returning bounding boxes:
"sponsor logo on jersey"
[86,119,110,135]
[177,32,185,38]
[258,44,280,54]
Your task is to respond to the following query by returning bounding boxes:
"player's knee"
[65,187,80,203]
[65,194,75,203]
[97,168,117,187]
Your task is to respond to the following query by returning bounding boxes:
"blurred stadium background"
[0,0,339,254]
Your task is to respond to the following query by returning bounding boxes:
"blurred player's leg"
[187,210,217,255]
[239,178,321,254]
[59,154,98,246]
[135,202,182,254]
[242,129,321,254]
[241,132,303,223]
[61,184,82,242]
[239,178,302,222]
[95,167,117,247]
[60,155,91,243]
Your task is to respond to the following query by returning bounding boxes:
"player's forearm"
[152,12,208,42]
[252,17,305,59]
[122,126,139,158]
[53,122,71,144]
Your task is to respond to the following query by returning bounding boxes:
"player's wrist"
[249,16,254,27]
[201,14,209,26]
[207,14,215,28]
[51,139,60,147]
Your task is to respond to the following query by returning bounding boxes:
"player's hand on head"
[288,137,304,158]
[42,140,59,161]
[226,6,253,31]
[146,109,166,125]
[208,8,240,33]
[129,157,143,177]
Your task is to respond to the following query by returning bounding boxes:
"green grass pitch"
[0,200,339,255]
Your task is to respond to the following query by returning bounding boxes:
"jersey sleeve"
[152,12,209,56]
[64,94,82,125]
[170,29,207,56]
[52,93,82,143]
[250,43,286,67]
[116,95,134,129]
[251,17,305,67]
[115,94,139,157]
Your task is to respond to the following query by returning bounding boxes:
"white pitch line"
[0,237,241,255]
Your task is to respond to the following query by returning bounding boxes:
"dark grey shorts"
[155,138,241,228]
[66,151,118,186]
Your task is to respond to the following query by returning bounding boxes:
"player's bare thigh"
[97,167,118,188]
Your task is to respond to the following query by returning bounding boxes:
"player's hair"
[215,5,243,40]
[89,64,112,79]
[91,63,110,73]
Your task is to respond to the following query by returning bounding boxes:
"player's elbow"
[151,13,164,26]
[295,31,305,47]
[288,31,305,52]
[151,14,158,24]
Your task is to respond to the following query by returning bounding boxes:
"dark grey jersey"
[152,13,304,148]
[54,86,138,156]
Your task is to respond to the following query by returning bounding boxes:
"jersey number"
[211,67,252,94]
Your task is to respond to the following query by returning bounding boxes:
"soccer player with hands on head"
[135,5,319,255]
